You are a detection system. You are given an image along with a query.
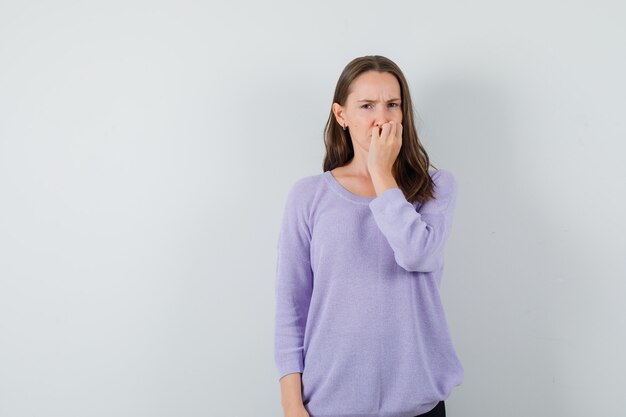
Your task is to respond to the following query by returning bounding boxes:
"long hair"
[322,55,437,205]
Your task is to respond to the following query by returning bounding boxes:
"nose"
[373,108,390,127]
[373,115,386,127]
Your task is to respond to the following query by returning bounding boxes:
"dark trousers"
[415,400,445,417]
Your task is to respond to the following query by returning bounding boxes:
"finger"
[371,125,379,141]
[380,122,391,141]
[390,121,396,142]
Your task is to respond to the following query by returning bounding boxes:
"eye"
[389,102,399,108]
[361,104,372,109]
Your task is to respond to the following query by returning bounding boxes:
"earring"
[343,123,347,131]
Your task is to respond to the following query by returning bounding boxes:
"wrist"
[371,171,398,195]
[281,400,304,410]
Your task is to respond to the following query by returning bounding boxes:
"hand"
[367,120,402,177]
[282,404,310,417]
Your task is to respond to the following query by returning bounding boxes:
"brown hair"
[322,55,437,205]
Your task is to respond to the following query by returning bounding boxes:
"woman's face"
[334,70,403,152]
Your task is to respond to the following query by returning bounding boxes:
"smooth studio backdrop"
[0,1,625,416]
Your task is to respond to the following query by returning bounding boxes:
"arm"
[274,181,313,402]
[368,169,458,273]
[279,372,306,412]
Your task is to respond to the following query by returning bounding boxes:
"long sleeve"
[368,169,458,273]
[274,182,313,381]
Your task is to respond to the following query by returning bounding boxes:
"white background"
[1,1,625,416]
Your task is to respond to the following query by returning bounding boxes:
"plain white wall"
[1,1,624,416]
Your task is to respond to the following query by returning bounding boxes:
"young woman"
[274,55,464,417]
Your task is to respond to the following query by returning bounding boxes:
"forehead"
[348,71,401,99]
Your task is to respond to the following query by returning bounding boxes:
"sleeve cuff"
[369,187,405,212]
[276,356,304,381]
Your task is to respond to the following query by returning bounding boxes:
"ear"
[332,102,346,127]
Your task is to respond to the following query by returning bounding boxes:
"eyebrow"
[357,98,401,103]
